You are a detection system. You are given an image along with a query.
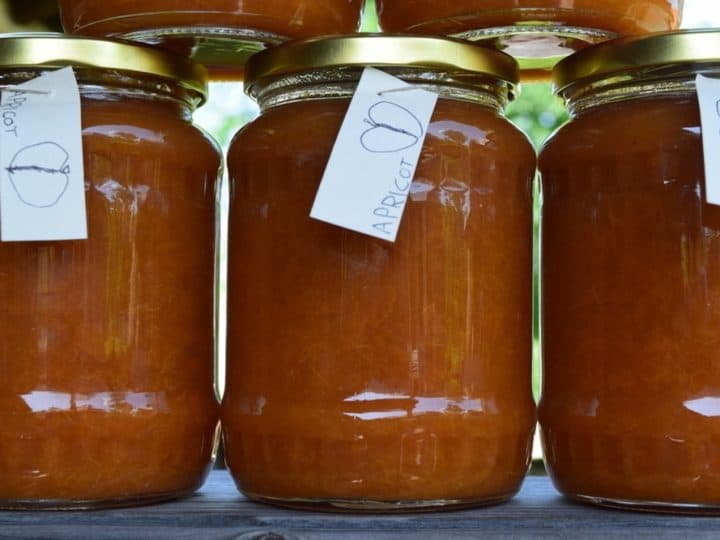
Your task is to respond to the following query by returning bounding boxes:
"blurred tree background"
[508,85,568,148]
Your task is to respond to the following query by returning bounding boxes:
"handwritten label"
[0,67,87,241]
[697,74,720,206]
[310,67,438,242]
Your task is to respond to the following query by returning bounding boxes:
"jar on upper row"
[376,1,683,78]
[539,29,720,512]
[0,35,222,509]
[58,0,366,79]
[223,35,537,512]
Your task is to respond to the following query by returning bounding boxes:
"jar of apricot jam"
[539,30,720,512]
[0,35,221,509]
[58,0,365,78]
[223,35,537,511]
[376,1,682,76]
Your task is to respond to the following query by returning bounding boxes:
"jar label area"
[696,74,720,206]
[310,67,438,242]
[0,67,87,242]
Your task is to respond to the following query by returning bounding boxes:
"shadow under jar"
[0,35,222,510]
[539,30,720,513]
[376,0,682,76]
[223,35,537,512]
[58,0,365,79]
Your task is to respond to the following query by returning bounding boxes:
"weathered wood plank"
[0,473,719,539]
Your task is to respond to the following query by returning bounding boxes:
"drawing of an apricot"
[7,141,71,208]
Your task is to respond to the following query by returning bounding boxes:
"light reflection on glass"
[684,397,720,417]
[342,391,493,420]
[20,391,168,414]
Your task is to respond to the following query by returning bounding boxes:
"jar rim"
[244,34,519,93]
[554,29,720,94]
[0,33,208,103]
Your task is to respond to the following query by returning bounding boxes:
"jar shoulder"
[81,97,221,167]
[541,96,700,166]
[231,99,535,163]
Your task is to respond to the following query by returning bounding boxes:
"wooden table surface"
[1,471,720,539]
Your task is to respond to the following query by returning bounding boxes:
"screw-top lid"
[0,33,208,102]
[554,29,720,94]
[244,34,519,97]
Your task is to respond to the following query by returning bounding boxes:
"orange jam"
[377,0,682,75]
[223,36,537,511]
[0,36,221,509]
[539,30,720,512]
[59,0,365,78]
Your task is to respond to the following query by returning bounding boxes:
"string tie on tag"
[0,86,53,95]
[377,87,425,96]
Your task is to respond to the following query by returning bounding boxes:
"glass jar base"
[451,23,617,76]
[571,493,720,515]
[243,491,517,513]
[118,26,289,79]
[0,487,195,511]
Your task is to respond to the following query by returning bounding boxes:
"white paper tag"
[310,67,438,242]
[696,74,720,206]
[0,67,87,241]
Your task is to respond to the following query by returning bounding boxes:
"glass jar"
[223,35,537,511]
[539,30,720,512]
[376,0,683,76]
[0,35,221,509]
[58,0,366,79]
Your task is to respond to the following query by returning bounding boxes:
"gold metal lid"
[0,33,208,101]
[554,29,720,93]
[244,34,519,90]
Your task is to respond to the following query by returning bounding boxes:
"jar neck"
[250,67,512,113]
[0,68,201,121]
[561,68,700,117]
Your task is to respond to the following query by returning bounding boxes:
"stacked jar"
[0,35,221,509]
[222,35,537,510]
[540,29,720,513]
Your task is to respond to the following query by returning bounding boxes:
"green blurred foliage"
[504,83,567,401]
[507,83,569,149]
[362,0,379,31]
[504,84,566,402]
[195,83,259,150]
